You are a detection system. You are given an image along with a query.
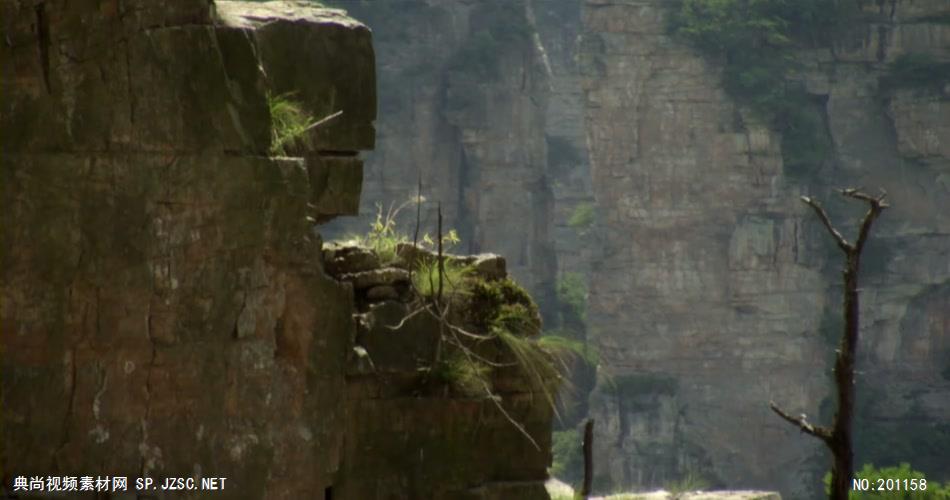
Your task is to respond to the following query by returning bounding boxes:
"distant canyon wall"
[322,0,598,327]
[343,0,950,498]
[579,0,950,497]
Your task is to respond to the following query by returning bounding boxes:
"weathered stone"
[365,285,400,301]
[395,242,436,269]
[395,243,508,280]
[309,155,365,218]
[338,396,552,500]
[0,2,370,499]
[323,244,381,276]
[216,1,376,152]
[455,253,508,280]
[3,3,558,500]
[338,267,410,290]
[354,301,440,374]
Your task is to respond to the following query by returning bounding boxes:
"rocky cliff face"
[579,0,950,497]
[1,1,553,498]
[322,0,601,329]
[2,1,371,497]
[309,0,947,497]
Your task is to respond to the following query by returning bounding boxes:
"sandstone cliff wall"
[1,2,552,498]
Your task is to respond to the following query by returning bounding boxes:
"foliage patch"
[567,203,595,232]
[668,0,850,173]
[267,92,317,156]
[550,429,584,487]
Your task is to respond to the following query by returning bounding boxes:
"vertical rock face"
[579,0,950,497]
[322,0,592,322]
[2,2,556,499]
[1,1,365,497]
[323,244,553,500]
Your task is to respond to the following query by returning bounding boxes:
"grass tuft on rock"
[412,259,474,299]
[268,92,317,156]
[432,353,492,398]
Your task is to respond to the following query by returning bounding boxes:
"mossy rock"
[463,278,542,337]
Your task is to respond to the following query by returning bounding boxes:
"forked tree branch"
[769,401,832,443]
[800,195,852,253]
[845,189,889,255]
[778,187,889,500]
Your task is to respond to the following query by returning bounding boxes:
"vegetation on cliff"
[668,0,850,173]
[267,92,317,155]
[334,201,570,448]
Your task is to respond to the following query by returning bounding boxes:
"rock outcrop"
[320,0,582,325]
[1,1,553,499]
[325,243,552,499]
[2,1,371,497]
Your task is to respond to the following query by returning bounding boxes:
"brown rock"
[456,253,507,280]
[324,245,381,276]
[365,285,400,301]
[338,267,410,290]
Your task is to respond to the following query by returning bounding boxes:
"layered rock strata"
[321,0,568,323]
[579,0,950,497]
[1,1,554,499]
[324,243,552,500]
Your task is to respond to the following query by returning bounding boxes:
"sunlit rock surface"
[2,1,552,499]
[579,0,950,497]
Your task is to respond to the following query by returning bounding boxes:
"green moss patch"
[465,278,542,335]
[668,0,852,174]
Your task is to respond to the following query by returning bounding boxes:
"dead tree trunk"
[770,189,888,500]
[581,419,594,499]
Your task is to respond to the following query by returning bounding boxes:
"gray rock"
[456,253,507,280]
[339,267,410,290]
[324,245,380,276]
[366,285,400,301]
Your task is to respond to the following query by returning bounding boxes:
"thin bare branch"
[383,305,428,331]
[437,203,444,305]
[840,188,889,206]
[410,173,422,284]
[800,195,852,253]
[454,335,542,451]
[769,401,832,442]
[302,110,343,134]
[844,189,889,255]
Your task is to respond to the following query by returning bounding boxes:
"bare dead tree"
[770,188,889,500]
[581,418,594,499]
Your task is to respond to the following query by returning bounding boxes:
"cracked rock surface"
[1,1,371,498]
